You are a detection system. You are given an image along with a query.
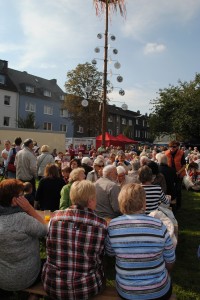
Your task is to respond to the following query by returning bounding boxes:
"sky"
[1,0,200,115]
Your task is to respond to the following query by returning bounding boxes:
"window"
[136,130,140,138]
[4,95,11,105]
[43,122,52,130]
[108,116,113,122]
[44,105,53,115]
[116,115,120,123]
[116,127,119,135]
[3,116,10,126]
[108,129,113,135]
[143,120,145,127]
[60,109,68,117]
[135,119,139,125]
[44,90,51,97]
[129,119,132,126]
[0,74,5,84]
[25,85,34,93]
[25,102,36,112]
[60,95,65,101]
[60,124,67,132]
[77,126,83,133]
[122,118,126,125]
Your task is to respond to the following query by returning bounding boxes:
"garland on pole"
[93,0,126,17]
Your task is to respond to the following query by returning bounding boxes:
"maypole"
[93,0,126,147]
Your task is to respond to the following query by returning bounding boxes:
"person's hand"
[13,196,34,215]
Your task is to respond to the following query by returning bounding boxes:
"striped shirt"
[106,214,175,300]
[142,184,169,214]
[42,206,107,300]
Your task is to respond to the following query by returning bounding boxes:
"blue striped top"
[105,214,175,300]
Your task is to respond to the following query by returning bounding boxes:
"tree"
[149,73,200,142]
[17,112,39,129]
[64,62,111,137]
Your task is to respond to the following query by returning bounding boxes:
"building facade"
[0,59,150,144]
[0,59,73,136]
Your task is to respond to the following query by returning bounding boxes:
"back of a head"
[44,163,59,178]
[138,165,153,183]
[41,145,50,153]
[69,167,85,182]
[116,166,126,175]
[131,160,140,171]
[118,183,146,215]
[70,180,95,207]
[103,165,116,178]
[81,157,92,166]
[14,137,22,146]
[147,161,159,175]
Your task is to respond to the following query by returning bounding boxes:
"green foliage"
[149,73,200,141]
[64,62,110,136]
[17,112,39,129]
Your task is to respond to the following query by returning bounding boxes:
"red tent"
[96,132,122,149]
[116,134,138,144]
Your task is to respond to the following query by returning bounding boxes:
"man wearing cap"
[15,138,37,197]
[87,157,105,182]
[165,140,186,209]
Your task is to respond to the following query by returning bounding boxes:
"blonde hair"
[70,180,96,207]
[41,145,50,152]
[118,183,146,214]
[69,167,85,183]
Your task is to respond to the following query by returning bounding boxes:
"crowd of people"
[0,137,199,300]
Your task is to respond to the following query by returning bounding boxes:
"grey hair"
[103,165,116,178]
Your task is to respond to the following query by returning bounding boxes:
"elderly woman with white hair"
[37,145,55,180]
[116,166,133,188]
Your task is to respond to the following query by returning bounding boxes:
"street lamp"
[93,0,126,146]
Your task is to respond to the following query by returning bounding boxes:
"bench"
[23,281,121,299]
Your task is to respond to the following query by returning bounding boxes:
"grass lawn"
[106,189,200,300]
[172,189,200,299]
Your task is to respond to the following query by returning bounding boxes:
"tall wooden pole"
[101,0,109,146]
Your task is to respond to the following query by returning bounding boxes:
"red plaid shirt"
[42,205,107,300]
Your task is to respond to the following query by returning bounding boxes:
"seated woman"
[0,179,47,293]
[106,183,176,300]
[138,165,170,214]
[42,180,107,300]
[59,167,85,210]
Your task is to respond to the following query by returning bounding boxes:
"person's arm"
[110,185,121,214]
[105,232,115,256]
[165,262,175,273]
[160,188,170,206]
[12,196,47,225]
[59,184,71,210]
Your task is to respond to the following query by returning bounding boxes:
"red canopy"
[96,132,122,148]
[116,134,138,144]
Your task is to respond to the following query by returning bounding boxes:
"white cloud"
[123,0,200,40]
[144,43,166,55]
